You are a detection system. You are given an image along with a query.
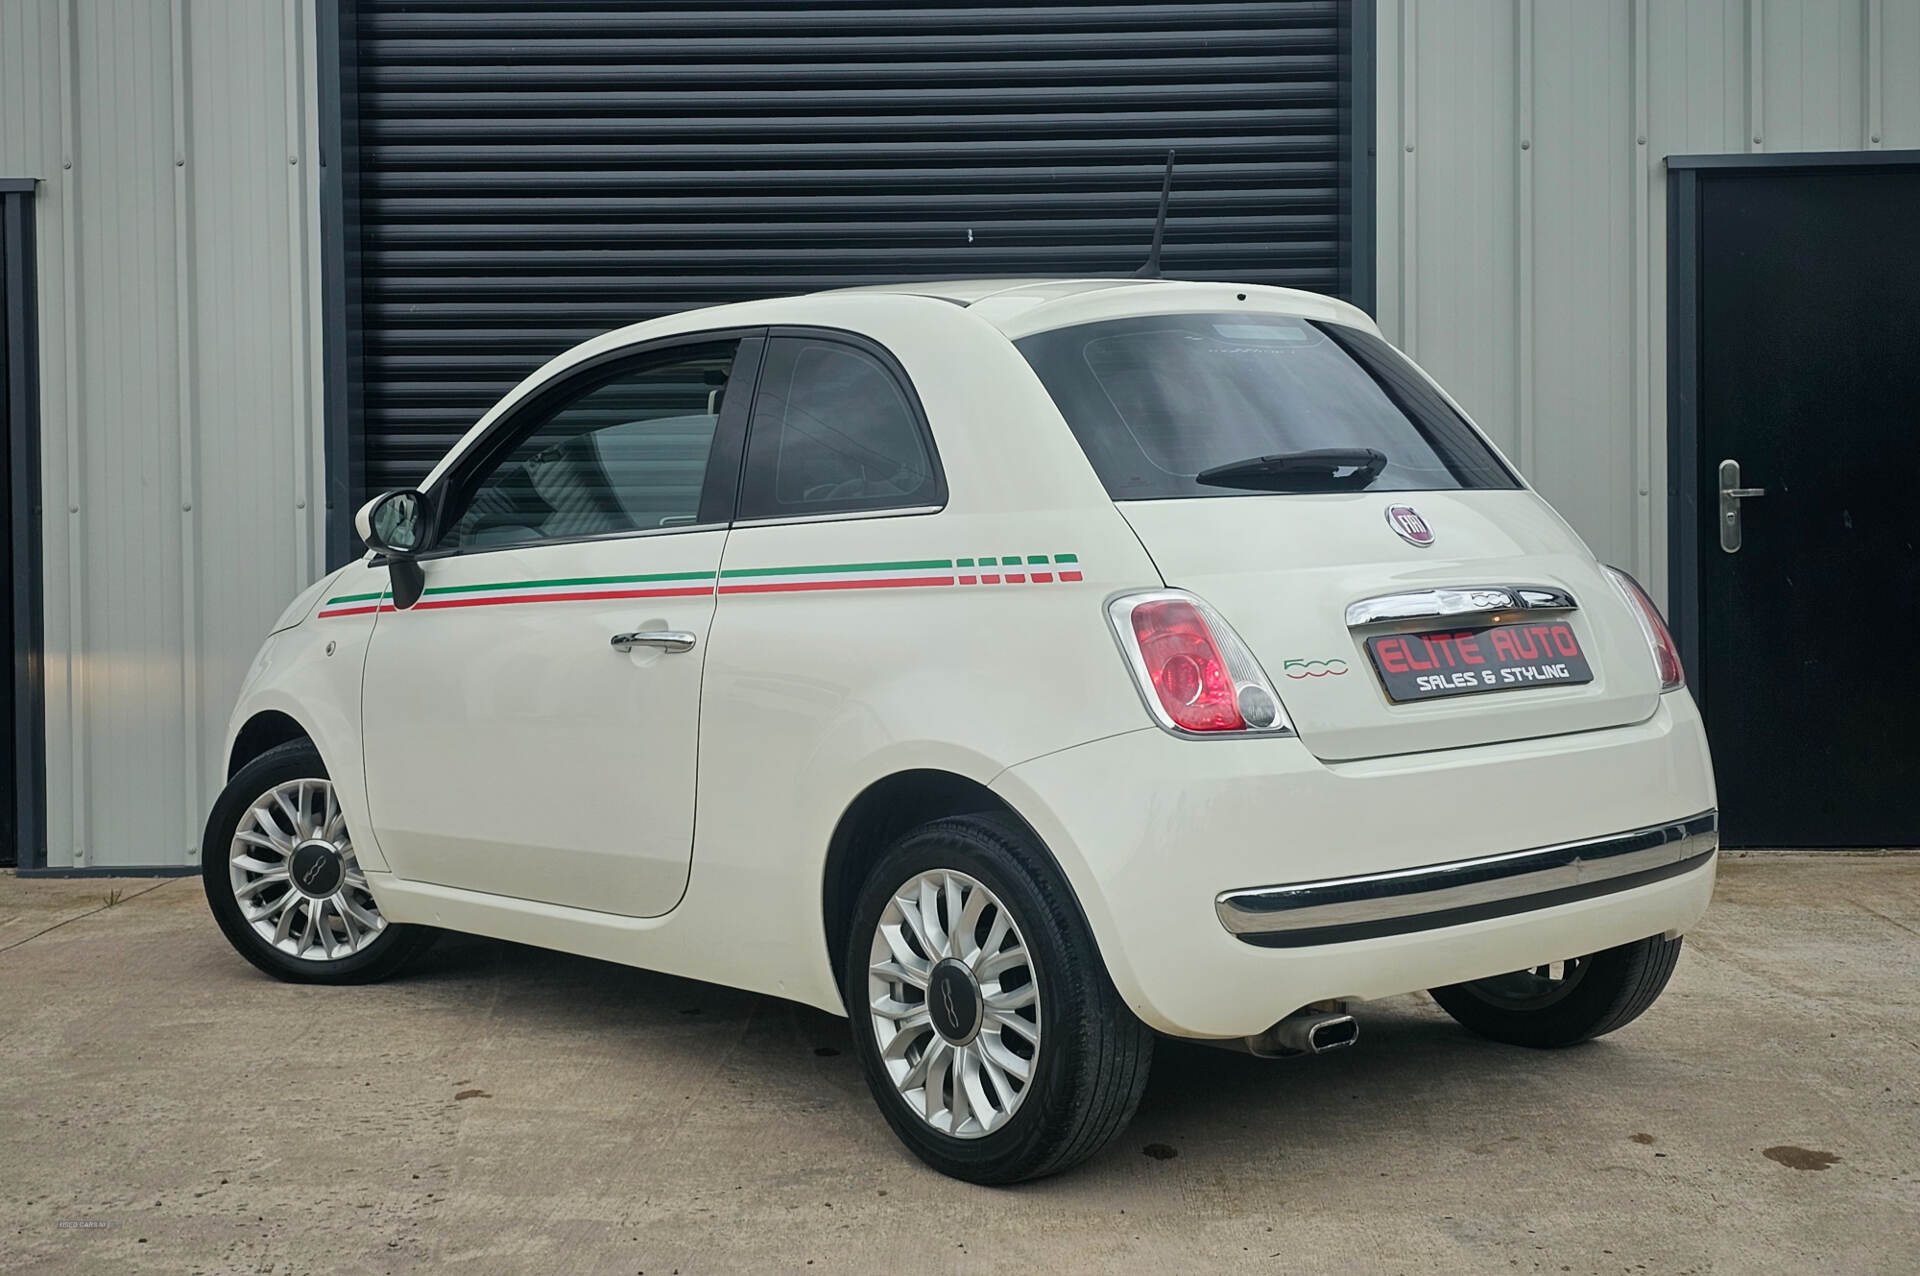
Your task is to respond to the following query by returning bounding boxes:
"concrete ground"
[1,855,1915,1275]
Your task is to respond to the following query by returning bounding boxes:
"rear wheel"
[202,740,433,984]
[1429,934,1683,1048]
[844,814,1153,1184]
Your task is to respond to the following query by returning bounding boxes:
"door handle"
[611,630,697,654]
[1717,458,1768,554]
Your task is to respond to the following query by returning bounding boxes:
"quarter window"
[439,340,740,551]
[737,336,941,520]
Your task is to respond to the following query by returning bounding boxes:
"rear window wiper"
[1194,448,1388,492]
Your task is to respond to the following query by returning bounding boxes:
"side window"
[439,340,740,552]
[738,335,942,520]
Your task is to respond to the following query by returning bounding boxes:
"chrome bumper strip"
[1216,812,1718,948]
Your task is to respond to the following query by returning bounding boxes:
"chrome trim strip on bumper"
[1344,585,1578,628]
[1216,812,1718,948]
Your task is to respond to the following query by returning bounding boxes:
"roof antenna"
[1132,149,1175,279]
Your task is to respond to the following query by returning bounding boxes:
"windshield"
[1015,313,1519,499]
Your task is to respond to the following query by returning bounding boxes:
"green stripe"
[422,570,714,597]
[956,558,975,568]
[721,558,951,579]
[326,551,1074,606]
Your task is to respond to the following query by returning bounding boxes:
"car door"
[359,332,761,917]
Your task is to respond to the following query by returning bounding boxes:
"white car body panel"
[1116,491,1664,760]
[220,278,1717,1038]
[359,529,726,918]
[223,557,391,873]
[994,696,1714,1037]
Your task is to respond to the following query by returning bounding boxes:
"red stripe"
[720,575,954,595]
[412,586,715,611]
[321,560,1075,619]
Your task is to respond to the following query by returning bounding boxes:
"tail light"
[1604,566,1684,691]
[1107,591,1293,736]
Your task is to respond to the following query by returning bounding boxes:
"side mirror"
[353,490,435,610]
[355,489,433,557]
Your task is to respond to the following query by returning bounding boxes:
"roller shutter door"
[338,0,1367,498]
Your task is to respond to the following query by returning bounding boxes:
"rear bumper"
[991,693,1718,1038]
[1216,811,1717,947]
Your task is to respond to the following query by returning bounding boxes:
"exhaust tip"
[1307,1014,1359,1052]
[1243,1009,1360,1058]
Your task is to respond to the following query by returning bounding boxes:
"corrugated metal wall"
[0,0,326,869]
[10,0,1919,869]
[343,0,1362,496]
[1376,0,1920,606]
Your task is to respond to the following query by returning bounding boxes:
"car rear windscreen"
[1015,313,1519,499]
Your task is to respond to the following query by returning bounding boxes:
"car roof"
[822,278,1140,304]
[417,277,1381,492]
[814,277,1379,340]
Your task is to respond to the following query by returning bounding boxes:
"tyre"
[1429,934,1683,1048]
[843,814,1153,1184]
[201,740,433,984]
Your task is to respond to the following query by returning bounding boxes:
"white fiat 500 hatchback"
[204,279,1716,1183]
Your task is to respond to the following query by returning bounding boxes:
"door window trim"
[732,326,947,526]
[414,327,768,563]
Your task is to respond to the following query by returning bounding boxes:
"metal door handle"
[1717,459,1767,554]
[611,630,696,654]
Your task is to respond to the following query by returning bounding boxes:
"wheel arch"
[228,709,315,779]
[820,768,1106,995]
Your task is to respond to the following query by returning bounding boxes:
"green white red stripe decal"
[318,554,1081,618]
[316,590,389,618]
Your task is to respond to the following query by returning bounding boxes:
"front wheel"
[1429,934,1683,1048]
[201,740,433,984]
[844,814,1153,1184]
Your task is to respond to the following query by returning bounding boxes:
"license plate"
[1365,620,1594,703]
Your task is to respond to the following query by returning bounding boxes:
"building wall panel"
[1377,0,1920,604]
[1886,1,1920,142]
[1528,0,1634,568]
[1759,0,1864,151]
[185,0,324,858]
[71,0,187,868]
[0,0,324,868]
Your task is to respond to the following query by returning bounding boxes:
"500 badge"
[1283,658,1349,679]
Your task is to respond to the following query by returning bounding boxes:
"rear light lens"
[1604,566,1684,691]
[1108,591,1293,735]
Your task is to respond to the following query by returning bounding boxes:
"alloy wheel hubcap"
[926,959,983,1045]
[868,870,1040,1139]
[288,840,346,897]
[229,778,385,961]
